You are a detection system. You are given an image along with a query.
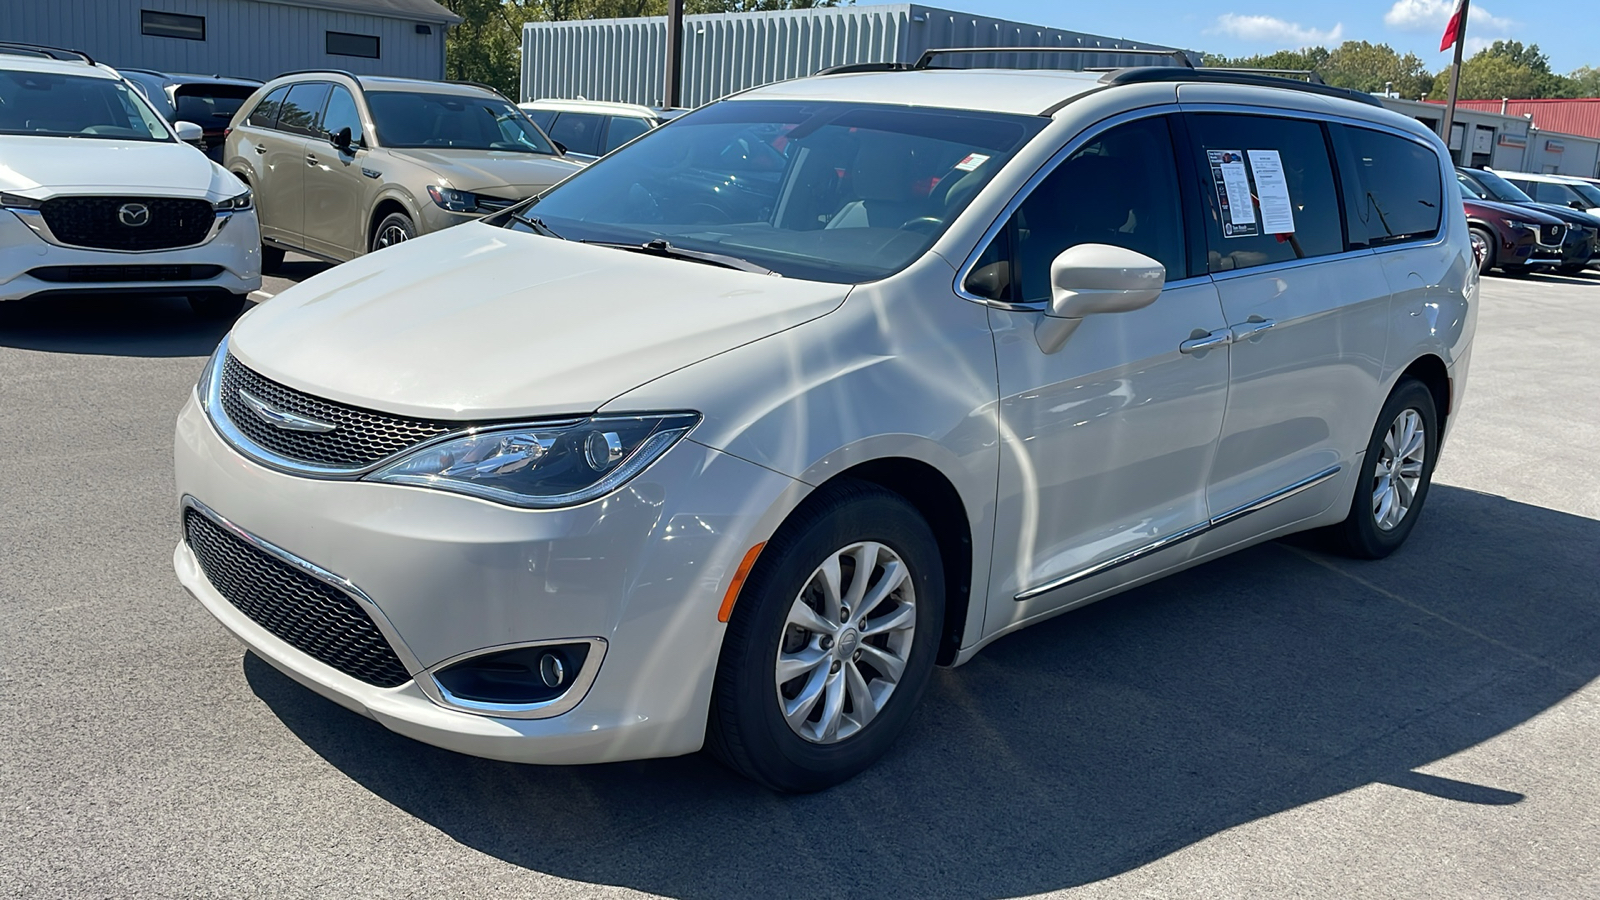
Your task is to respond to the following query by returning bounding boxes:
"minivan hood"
[0,137,223,197]
[386,148,586,193]
[229,224,851,420]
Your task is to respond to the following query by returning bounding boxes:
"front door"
[1182,111,1392,530]
[259,81,331,251]
[979,115,1230,635]
[302,85,368,260]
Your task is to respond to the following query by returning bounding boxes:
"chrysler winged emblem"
[117,203,151,227]
[238,389,337,433]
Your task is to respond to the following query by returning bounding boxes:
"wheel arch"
[367,193,417,250]
[1397,352,1451,436]
[808,457,975,667]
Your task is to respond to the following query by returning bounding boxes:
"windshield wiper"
[510,213,565,240]
[581,238,776,276]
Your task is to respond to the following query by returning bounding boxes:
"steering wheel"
[900,216,945,234]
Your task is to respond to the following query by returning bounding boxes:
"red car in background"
[1459,183,1569,275]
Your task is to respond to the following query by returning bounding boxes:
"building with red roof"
[1429,99,1600,141]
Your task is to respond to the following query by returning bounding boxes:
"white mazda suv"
[0,49,261,317]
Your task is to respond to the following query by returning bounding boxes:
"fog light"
[433,643,590,706]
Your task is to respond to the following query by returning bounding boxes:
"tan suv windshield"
[366,91,556,154]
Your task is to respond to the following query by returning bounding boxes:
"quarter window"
[603,116,652,153]
[326,31,380,59]
[277,82,331,137]
[246,86,289,129]
[1340,126,1443,246]
[964,116,1186,303]
[1188,113,1344,272]
[141,10,205,41]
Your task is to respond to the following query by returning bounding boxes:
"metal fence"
[521,3,1193,107]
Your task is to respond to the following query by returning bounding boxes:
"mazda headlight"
[367,413,699,508]
[427,185,479,213]
[214,189,252,212]
[1506,220,1538,232]
[0,192,42,210]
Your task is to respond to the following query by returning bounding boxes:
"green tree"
[1568,66,1600,98]
[1448,51,1546,100]
[1203,47,1329,72]
[1321,41,1434,98]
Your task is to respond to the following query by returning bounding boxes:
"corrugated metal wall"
[0,0,447,82]
[522,3,1191,107]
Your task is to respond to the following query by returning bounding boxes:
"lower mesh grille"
[184,508,411,688]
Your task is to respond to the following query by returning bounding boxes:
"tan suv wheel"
[372,212,415,252]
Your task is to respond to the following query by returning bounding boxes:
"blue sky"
[855,0,1596,74]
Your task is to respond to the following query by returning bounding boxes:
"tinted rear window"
[172,84,256,130]
[1341,126,1443,246]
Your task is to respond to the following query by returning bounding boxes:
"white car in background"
[1495,170,1600,216]
[518,98,687,161]
[0,46,260,318]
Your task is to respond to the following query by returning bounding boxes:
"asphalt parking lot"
[2,265,1598,898]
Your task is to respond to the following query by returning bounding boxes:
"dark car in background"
[1459,183,1567,275]
[119,69,261,162]
[1458,167,1599,274]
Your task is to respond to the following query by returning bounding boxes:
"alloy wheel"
[774,541,916,744]
[1372,408,1426,531]
[376,224,411,249]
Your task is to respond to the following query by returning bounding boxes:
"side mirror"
[330,126,354,153]
[1571,200,1587,210]
[552,140,568,155]
[173,121,204,145]
[1035,243,1166,353]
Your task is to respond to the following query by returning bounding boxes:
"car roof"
[520,98,673,118]
[118,69,263,87]
[740,68,1105,116]
[356,75,498,97]
[0,55,117,80]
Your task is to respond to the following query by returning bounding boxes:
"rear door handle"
[1229,316,1276,341]
[1179,329,1233,354]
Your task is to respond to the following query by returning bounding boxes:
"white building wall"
[1,0,448,82]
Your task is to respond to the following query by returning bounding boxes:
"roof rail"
[814,62,916,77]
[445,79,514,101]
[914,46,1192,70]
[1204,67,1327,85]
[0,42,96,65]
[1100,66,1384,107]
[273,68,362,83]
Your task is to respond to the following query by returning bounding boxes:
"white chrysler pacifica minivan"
[174,59,1476,791]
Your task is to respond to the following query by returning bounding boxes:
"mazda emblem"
[117,203,151,228]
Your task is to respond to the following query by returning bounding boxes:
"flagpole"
[1439,0,1470,162]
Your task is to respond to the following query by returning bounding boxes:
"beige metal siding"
[1,0,447,81]
[521,3,1190,107]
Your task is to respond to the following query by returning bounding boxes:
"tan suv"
[225,72,584,270]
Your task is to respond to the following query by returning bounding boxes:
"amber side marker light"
[718,542,766,623]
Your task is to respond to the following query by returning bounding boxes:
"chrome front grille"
[184,507,411,688]
[217,354,457,469]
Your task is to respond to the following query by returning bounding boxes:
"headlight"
[1506,220,1535,232]
[214,189,252,212]
[366,413,700,508]
[0,192,42,210]
[427,185,479,212]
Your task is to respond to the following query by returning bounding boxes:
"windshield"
[1460,169,1533,204]
[366,90,556,153]
[509,100,1048,283]
[0,70,171,141]
[1565,180,1600,207]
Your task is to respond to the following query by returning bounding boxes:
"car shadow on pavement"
[1491,269,1600,287]
[0,294,247,357]
[246,484,1600,899]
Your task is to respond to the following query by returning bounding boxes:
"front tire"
[371,212,415,252]
[1327,378,1439,559]
[708,480,944,792]
[1468,226,1495,275]
[1556,263,1587,276]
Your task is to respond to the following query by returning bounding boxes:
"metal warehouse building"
[0,0,460,82]
[521,3,1193,108]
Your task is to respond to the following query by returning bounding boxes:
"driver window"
[965,116,1185,303]
[321,85,363,147]
[547,112,604,156]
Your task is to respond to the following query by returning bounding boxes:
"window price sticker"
[1207,149,1258,238]
[954,153,990,172]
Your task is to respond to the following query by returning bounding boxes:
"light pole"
[664,0,685,109]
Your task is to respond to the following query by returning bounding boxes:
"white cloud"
[1208,13,1344,45]
[1384,0,1515,35]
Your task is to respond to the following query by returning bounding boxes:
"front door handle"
[1179,329,1233,354]
[305,154,318,166]
[254,144,266,154]
[1229,316,1276,341]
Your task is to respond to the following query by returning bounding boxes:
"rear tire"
[189,292,248,320]
[1325,378,1439,559]
[371,212,415,252]
[707,479,943,792]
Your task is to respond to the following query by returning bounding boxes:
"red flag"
[1440,0,1467,51]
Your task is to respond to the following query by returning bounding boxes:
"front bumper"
[173,393,801,763]
[0,208,262,302]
